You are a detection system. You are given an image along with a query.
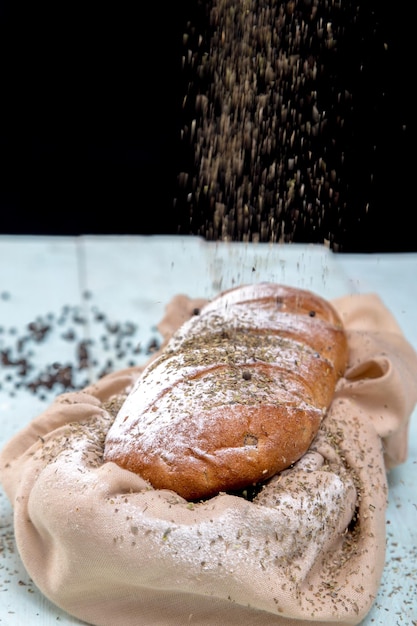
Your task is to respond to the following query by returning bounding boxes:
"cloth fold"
[1,292,417,626]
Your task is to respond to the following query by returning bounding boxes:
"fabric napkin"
[1,292,417,626]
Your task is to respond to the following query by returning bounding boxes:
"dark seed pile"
[0,291,160,401]
[173,0,409,251]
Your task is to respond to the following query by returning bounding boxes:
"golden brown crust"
[103,283,349,500]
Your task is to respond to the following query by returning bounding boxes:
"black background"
[0,2,413,252]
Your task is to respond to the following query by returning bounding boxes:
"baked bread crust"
[103,283,348,499]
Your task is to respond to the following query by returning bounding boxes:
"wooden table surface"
[0,235,416,625]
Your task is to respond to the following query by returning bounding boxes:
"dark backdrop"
[0,2,413,252]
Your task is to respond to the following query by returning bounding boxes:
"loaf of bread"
[103,283,348,500]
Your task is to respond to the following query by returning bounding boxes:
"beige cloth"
[1,293,417,626]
